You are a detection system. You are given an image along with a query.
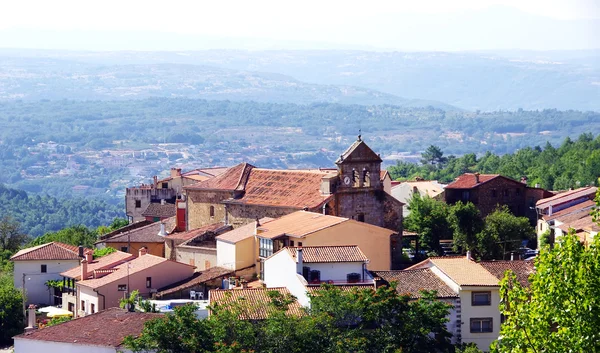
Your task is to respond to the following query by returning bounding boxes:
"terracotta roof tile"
[98,217,176,244]
[215,219,273,244]
[285,246,369,263]
[156,266,234,297]
[99,220,153,241]
[558,215,595,232]
[209,287,303,319]
[141,203,176,218]
[409,257,500,287]
[185,163,255,191]
[445,173,501,189]
[479,260,535,287]
[11,242,86,261]
[257,211,349,240]
[60,251,135,279]
[306,284,376,293]
[336,138,382,163]
[536,186,597,209]
[165,222,230,241]
[14,307,160,347]
[373,269,458,298]
[542,200,595,221]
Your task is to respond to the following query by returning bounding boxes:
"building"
[164,222,232,270]
[406,256,534,351]
[125,167,227,222]
[141,200,176,222]
[444,173,553,223]
[209,287,304,319]
[13,307,160,353]
[154,266,235,301]
[216,211,398,278]
[183,137,403,234]
[391,179,446,216]
[11,242,86,306]
[263,245,375,306]
[96,217,177,257]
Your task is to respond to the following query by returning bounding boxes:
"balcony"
[305,278,375,287]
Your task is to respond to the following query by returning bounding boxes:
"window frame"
[117,284,127,292]
[146,277,152,288]
[470,317,493,333]
[41,264,47,273]
[472,291,492,306]
[121,246,128,253]
[135,200,142,208]
[259,238,274,258]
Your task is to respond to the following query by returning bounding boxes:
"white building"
[263,245,375,306]
[13,307,160,353]
[11,242,84,306]
[391,180,446,217]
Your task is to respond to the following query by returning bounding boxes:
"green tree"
[421,145,447,168]
[449,201,484,254]
[477,206,534,260]
[494,233,600,352]
[404,194,452,254]
[28,225,98,248]
[0,216,28,252]
[0,273,25,345]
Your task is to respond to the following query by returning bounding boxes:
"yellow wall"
[293,220,392,271]
[235,236,257,271]
[104,242,164,258]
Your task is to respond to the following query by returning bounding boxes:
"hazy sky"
[1,0,598,51]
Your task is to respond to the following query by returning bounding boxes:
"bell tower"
[336,135,383,191]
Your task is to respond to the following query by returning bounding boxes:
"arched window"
[209,205,215,217]
[362,168,370,187]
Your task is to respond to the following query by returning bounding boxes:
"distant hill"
[0,56,455,110]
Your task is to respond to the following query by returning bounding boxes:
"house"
[11,242,87,306]
[154,266,234,300]
[263,245,375,306]
[406,256,534,351]
[183,137,403,234]
[445,173,553,224]
[391,179,446,216]
[209,287,304,319]
[60,250,135,316]
[216,211,398,278]
[141,199,176,222]
[126,167,227,222]
[535,186,597,244]
[164,222,232,270]
[96,217,177,257]
[13,307,160,353]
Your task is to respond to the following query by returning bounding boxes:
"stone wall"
[187,190,231,229]
[227,204,306,227]
[126,188,176,222]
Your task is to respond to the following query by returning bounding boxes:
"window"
[146,277,152,288]
[298,242,303,247]
[302,266,310,279]
[504,189,509,197]
[356,213,365,222]
[462,190,470,201]
[259,238,273,258]
[121,246,128,252]
[41,264,47,273]
[491,189,497,198]
[135,200,141,208]
[309,270,321,283]
[290,240,294,246]
[91,303,95,314]
[209,206,215,217]
[81,300,86,312]
[516,188,521,196]
[472,291,492,306]
[68,302,75,313]
[470,318,493,333]
[161,182,168,189]
[118,284,127,292]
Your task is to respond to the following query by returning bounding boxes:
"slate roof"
[373,269,458,299]
[445,173,502,189]
[284,246,369,263]
[256,211,351,240]
[209,287,304,319]
[215,218,273,244]
[536,186,597,209]
[60,251,134,280]
[99,217,176,244]
[14,307,160,348]
[141,202,176,218]
[479,260,535,288]
[155,266,234,297]
[11,242,85,261]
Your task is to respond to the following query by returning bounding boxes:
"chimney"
[139,247,148,256]
[85,250,93,263]
[81,258,88,280]
[466,250,472,260]
[158,223,168,237]
[474,173,480,184]
[170,168,182,178]
[412,186,418,195]
[296,247,303,275]
[78,246,84,258]
[535,183,540,188]
[176,199,186,232]
[153,176,158,188]
[510,252,515,261]
[26,304,37,330]
[161,199,166,205]
[520,176,528,184]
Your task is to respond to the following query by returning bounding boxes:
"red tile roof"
[284,246,369,263]
[336,138,382,164]
[209,287,304,319]
[536,186,597,209]
[60,251,135,280]
[479,260,535,287]
[156,266,234,297]
[165,222,230,241]
[542,199,595,221]
[409,256,500,287]
[14,307,160,348]
[557,215,596,233]
[256,211,350,240]
[11,242,86,261]
[185,162,255,191]
[215,218,274,244]
[373,269,458,298]
[141,202,176,218]
[306,284,376,293]
[445,173,501,189]
[98,217,176,244]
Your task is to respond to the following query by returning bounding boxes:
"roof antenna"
[358,128,362,141]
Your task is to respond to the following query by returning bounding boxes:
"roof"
[185,162,255,191]
[156,266,234,297]
[409,256,500,287]
[380,170,390,181]
[306,284,376,293]
[14,307,160,348]
[141,202,176,218]
[60,251,134,279]
[284,246,369,263]
[445,173,502,189]
[99,220,153,241]
[209,287,304,319]
[391,180,446,199]
[11,242,85,261]
[542,199,596,221]
[77,254,193,289]
[536,186,597,209]
[215,218,273,244]
[256,211,351,240]
[479,260,535,288]
[98,217,176,244]
[557,215,595,232]
[373,269,458,299]
[336,138,382,164]
[165,222,229,241]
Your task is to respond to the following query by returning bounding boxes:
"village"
[9,137,598,352]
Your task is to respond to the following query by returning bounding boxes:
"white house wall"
[79,285,101,316]
[305,262,364,282]
[13,260,80,306]
[459,287,501,352]
[216,240,237,270]
[263,251,310,306]
[14,338,125,353]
